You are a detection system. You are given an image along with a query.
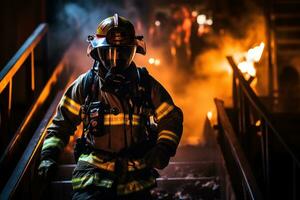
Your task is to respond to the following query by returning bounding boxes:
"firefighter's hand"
[144,143,171,170]
[38,159,56,182]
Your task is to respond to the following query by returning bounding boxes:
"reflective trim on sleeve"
[157,130,179,145]
[60,95,81,116]
[78,154,115,172]
[117,177,156,195]
[72,175,114,190]
[78,154,146,172]
[42,136,65,151]
[155,102,174,121]
[103,114,140,126]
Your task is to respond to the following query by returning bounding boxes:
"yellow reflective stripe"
[78,154,146,172]
[117,178,156,195]
[63,96,81,110]
[155,102,174,121]
[60,96,81,115]
[159,130,179,141]
[158,130,179,145]
[42,136,64,151]
[72,175,113,190]
[103,114,140,126]
[78,154,115,171]
[72,176,94,190]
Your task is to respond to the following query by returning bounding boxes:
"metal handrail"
[0,91,63,199]
[227,56,300,167]
[0,23,47,91]
[0,23,48,114]
[0,23,48,191]
[215,98,263,200]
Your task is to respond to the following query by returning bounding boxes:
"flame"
[255,120,261,127]
[154,20,161,27]
[148,58,155,64]
[148,57,161,66]
[237,42,264,77]
[247,42,265,62]
[238,61,256,77]
[197,15,206,25]
[154,59,161,66]
[207,111,213,120]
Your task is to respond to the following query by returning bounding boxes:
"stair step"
[49,176,218,199]
[51,176,216,185]
[277,38,300,45]
[274,18,300,27]
[53,164,75,181]
[273,13,300,19]
[274,0,300,4]
[159,161,217,178]
[276,26,300,32]
[54,161,217,181]
[274,2,300,14]
[276,31,300,39]
[277,49,300,56]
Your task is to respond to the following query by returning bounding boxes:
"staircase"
[47,127,226,199]
[272,0,300,65]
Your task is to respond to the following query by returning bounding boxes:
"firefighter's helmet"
[87,14,146,71]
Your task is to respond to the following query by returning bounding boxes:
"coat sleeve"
[149,76,183,156]
[40,73,86,161]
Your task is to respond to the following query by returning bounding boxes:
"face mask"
[97,46,137,71]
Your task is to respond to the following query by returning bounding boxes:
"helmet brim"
[90,35,146,55]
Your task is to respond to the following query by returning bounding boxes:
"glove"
[144,143,171,170]
[38,159,57,182]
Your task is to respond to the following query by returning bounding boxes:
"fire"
[148,57,161,66]
[207,111,213,120]
[247,42,265,62]
[238,61,256,77]
[237,42,264,78]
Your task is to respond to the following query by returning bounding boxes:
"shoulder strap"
[137,67,154,110]
[82,69,95,99]
[81,67,98,139]
[83,61,100,100]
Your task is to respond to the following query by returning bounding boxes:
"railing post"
[31,51,35,92]
[259,119,266,185]
[8,80,12,118]
[233,71,238,109]
[237,80,243,137]
[265,125,270,199]
[293,159,296,200]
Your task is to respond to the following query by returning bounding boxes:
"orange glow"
[238,61,256,77]
[154,20,161,27]
[197,14,206,25]
[19,60,65,134]
[255,120,261,127]
[237,42,265,78]
[191,11,198,17]
[207,111,213,120]
[148,58,161,66]
[247,42,265,62]
[154,59,161,66]
[148,58,155,65]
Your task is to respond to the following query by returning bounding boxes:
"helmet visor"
[97,46,137,70]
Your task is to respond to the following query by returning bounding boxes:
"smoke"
[48,0,144,72]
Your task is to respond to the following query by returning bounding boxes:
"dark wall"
[0,0,46,68]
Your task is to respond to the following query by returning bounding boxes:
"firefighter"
[38,14,183,199]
